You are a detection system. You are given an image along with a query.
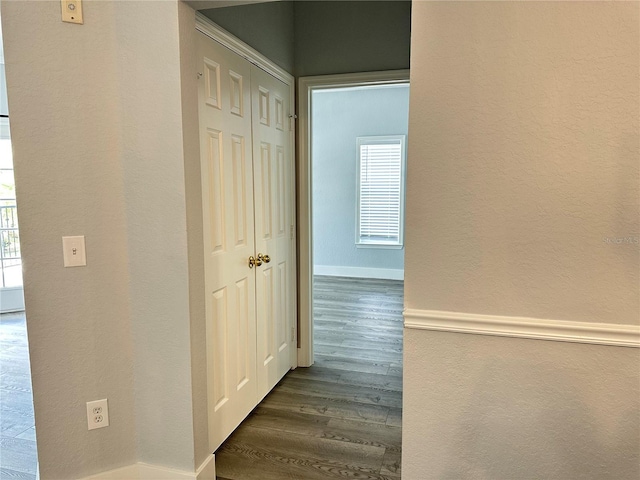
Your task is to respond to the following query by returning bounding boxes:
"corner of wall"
[178,0,210,468]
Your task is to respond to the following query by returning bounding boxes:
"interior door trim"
[195,12,294,88]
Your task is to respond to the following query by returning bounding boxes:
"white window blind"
[356,136,405,247]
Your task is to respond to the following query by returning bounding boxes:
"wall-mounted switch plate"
[61,0,83,24]
[62,236,86,267]
[86,399,109,430]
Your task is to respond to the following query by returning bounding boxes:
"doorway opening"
[215,74,413,479]
[310,81,408,374]
[297,71,410,368]
[0,18,38,480]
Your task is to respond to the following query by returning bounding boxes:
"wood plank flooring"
[0,311,38,480]
[215,276,404,480]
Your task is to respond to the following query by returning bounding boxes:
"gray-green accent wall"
[294,1,411,76]
[200,1,295,73]
[201,1,411,77]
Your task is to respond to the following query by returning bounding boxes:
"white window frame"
[355,135,406,249]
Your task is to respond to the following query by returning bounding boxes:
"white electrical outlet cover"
[86,399,109,430]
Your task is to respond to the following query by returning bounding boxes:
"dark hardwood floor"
[215,275,404,480]
[0,277,403,479]
[0,311,38,480]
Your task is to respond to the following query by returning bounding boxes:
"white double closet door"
[196,31,296,452]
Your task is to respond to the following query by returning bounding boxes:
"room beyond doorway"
[311,83,409,281]
[0,311,37,479]
[297,71,410,367]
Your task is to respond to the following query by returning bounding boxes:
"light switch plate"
[61,0,83,24]
[62,236,86,267]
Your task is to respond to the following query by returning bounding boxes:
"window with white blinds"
[356,135,406,247]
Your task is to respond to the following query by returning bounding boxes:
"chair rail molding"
[195,12,294,86]
[404,309,640,348]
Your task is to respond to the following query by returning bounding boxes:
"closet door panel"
[197,32,258,453]
[251,65,295,400]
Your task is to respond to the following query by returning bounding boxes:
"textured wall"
[1,2,136,477]
[178,0,210,468]
[404,331,640,479]
[403,2,640,478]
[115,2,197,471]
[405,1,639,324]
[312,85,408,273]
[2,1,201,477]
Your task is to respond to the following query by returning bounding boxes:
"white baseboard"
[81,454,215,480]
[194,454,216,480]
[314,265,403,280]
[404,309,640,348]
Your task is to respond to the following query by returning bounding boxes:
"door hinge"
[290,225,295,240]
[291,327,295,342]
[288,114,297,132]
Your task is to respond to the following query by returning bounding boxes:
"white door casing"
[196,28,297,453]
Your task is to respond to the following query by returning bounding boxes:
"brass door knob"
[257,253,270,264]
[248,255,262,268]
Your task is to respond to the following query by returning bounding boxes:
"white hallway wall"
[403,2,639,479]
[2,1,209,478]
[312,85,408,280]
